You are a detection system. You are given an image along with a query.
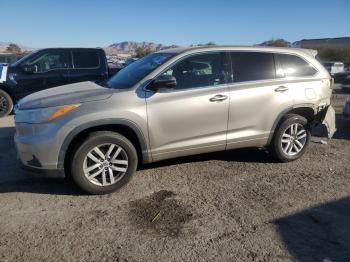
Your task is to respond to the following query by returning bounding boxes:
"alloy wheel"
[83,143,129,186]
[0,95,8,114]
[281,123,307,156]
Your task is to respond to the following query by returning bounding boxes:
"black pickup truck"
[0,48,120,117]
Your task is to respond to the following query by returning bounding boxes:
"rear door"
[275,53,322,106]
[226,51,293,149]
[69,50,107,84]
[15,49,71,98]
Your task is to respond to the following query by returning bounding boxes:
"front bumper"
[19,162,64,177]
[14,121,65,176]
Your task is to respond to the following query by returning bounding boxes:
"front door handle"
[275,86,289,92]
[209,94,228,102]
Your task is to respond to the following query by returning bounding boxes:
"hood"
[17,81,113,110]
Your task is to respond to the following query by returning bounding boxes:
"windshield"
[11,50,39,66]
[106,52,175,89]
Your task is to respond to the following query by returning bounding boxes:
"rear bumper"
[315,105,336,138]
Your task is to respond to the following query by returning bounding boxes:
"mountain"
[105,41,179,55]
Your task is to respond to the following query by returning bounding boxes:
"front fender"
[57,118,150,170]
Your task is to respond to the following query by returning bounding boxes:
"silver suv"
[14,46,336,194]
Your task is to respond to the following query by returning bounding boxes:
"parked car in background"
[322,61,344,75]
[344,62,350,71]
[14,46,335,194]
[0,48,119,117]
[334,71,350,90]
[343,96,350,121]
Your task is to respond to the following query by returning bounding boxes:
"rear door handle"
[209,94,228,102]
[275,86,289,92]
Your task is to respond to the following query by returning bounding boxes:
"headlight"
[15,104,80,123]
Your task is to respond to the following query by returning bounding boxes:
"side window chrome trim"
[156,83,231,93]
[226,76,324,88]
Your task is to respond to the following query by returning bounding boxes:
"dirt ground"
[0,91,349,262]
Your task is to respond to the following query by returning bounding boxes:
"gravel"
[0,94,349,262]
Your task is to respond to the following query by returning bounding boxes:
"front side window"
[26,51,70,73]
[160,52,229,89]
[230,52,275,82]
[277,54,318,77]
[73,51,100,68]
[107,53,175,89]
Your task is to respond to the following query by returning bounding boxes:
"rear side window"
[230,52,275,82]
[72,51,100,68]
[276,54,317,77]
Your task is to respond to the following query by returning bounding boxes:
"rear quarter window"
[276,54,318,77]
[72,51,100,68]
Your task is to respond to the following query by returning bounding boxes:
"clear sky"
[1,0,349,48]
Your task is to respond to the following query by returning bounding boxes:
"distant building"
[292,37,350,49]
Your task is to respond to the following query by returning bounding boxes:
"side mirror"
[22,64,37,74]
[149,76,177,92]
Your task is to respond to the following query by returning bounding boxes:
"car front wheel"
[71,131,138,194]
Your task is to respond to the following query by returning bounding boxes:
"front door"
[146,52,231,161]
[15,50,71,98]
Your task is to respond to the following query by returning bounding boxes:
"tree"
[262,38,291,47]
[6,43,22,54]
[316,47,350,62]
[135,47,152,58]
[205,41,216,46]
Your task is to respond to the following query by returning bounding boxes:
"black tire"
[71,131,138,195]
[270,114,311,162]
[0,89,13,117]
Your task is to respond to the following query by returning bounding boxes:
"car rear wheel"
[270,114,310,162]
[0,90,13,117]
[71,131,138,194]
